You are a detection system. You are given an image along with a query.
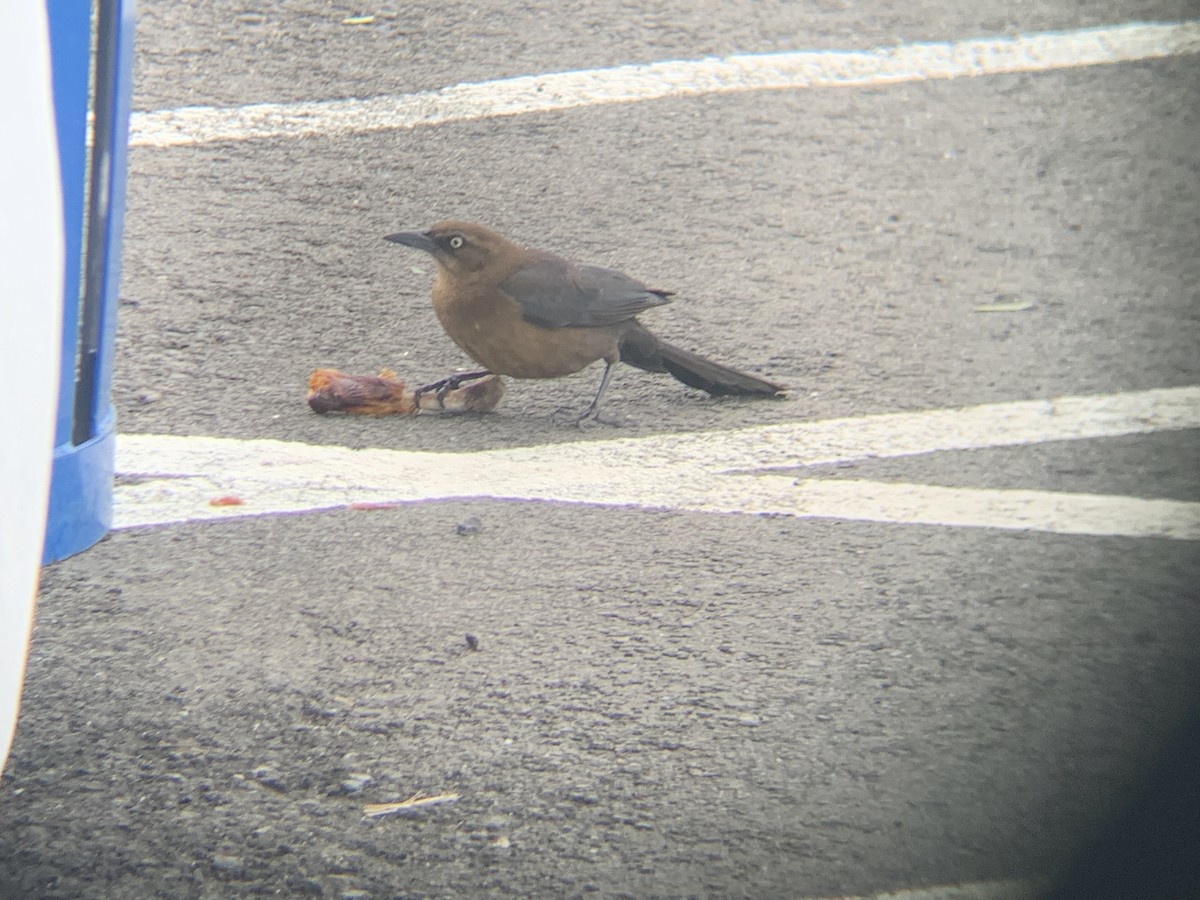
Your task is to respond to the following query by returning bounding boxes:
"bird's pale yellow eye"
[448,235,464,250]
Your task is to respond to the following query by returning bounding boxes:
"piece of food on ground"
[306,369,504,415]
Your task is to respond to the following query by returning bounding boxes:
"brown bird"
[384,221,783,421]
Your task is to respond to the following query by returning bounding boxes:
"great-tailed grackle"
[384,221,783,421]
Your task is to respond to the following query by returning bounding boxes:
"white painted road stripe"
[128,21,1200,148]
[806,878,1036,900]
[113,386,1200,539]
[746,480,1200,540]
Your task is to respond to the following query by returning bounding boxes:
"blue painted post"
[42,0,135,563]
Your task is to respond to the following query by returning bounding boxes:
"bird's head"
[384,220,520,278]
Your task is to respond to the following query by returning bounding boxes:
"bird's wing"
[499,257,673,329]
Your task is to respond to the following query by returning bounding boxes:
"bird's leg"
[553,359,620,426]
[413,369,492,409]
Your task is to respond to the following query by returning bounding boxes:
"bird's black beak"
[384,230,438,253]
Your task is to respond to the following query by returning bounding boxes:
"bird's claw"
[550,404,626,428]
[412,378,452,409]
[550,404,590,428]
[413,371,491,409]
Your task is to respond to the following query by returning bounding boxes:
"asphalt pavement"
[2,1,1199,897]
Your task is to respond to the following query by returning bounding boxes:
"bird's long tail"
[619,324,783,397]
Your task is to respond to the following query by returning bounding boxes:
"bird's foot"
[550,404,628,428]
[413,370,492,409]
[550,404,592,428]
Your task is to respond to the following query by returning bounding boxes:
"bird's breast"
[431,279,619,379]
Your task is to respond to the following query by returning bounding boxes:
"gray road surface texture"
[3,1,1199,897]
